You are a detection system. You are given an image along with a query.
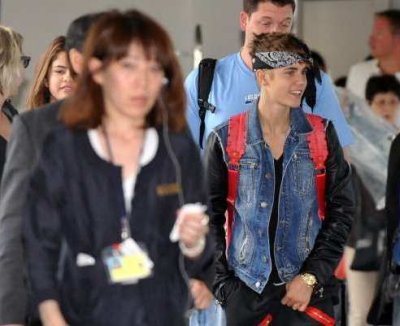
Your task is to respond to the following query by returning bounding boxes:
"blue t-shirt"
[185,52,353,148]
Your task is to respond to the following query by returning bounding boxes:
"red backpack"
[225,111,336,326]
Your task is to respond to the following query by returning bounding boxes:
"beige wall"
[300,0,390,80]
[1,0,242,108]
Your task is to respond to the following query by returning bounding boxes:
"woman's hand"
[281,275,313,312]
[178,208,209,258]
[39,300,69,326]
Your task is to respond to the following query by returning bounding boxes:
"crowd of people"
[0,0,399,325]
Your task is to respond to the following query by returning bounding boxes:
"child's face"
[370,92,400,125]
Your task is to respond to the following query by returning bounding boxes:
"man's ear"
[256,69,269,87]
[239,11,249,31]
[88,58,103,85]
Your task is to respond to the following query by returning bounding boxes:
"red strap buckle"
[305,306,336,326]
[258,314,273,326]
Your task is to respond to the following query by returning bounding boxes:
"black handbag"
[351,226,386,271]
[350,173,386,271]
[367,256,395,325]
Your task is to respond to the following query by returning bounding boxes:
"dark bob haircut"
[61,9,186,133]
[365,75,400,103]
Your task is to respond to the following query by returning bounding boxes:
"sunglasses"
[21,55,31,69]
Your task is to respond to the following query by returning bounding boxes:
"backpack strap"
[1,99,18,122]
[197,58,217,149]
[305,114,329,221]
[258,306,335,326]
[226,112,248,248]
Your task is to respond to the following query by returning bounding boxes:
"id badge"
[102,238,154,284]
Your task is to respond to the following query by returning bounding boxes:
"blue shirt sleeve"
[184,68,200,145]
[303,72,354,147]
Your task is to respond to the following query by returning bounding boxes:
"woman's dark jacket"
[23,126,213,326]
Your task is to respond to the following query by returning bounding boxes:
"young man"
[206,32,354,325]
[347,10,400,99]
[185,0,353,150]
[0,13,102,325]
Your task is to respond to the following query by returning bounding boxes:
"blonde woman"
[0,25,26,177]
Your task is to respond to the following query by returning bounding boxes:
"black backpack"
[197,58,216,148]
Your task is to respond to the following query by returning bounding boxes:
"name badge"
[102,238,153,284]
[156,183,181,196]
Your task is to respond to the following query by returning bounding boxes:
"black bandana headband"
[252,51,313,70]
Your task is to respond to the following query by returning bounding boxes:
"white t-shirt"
[347,59,400,99]
[88,128,158,213]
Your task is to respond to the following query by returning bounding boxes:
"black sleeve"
[386,134,400,260]
[204,131,234,294]
[0,117,32,323]
[178,135,215,286]
[22,134,64,305]
[301,122,355,285]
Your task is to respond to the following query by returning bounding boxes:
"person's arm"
[386,134,400,261]
[0,116,33,325]
[22,132,66,325]
[175,134,214,279]
[308,72,354,148]
[184,69,201,145]
[38,300,68,326]
[300,122,355,285]
[204,131,234,298]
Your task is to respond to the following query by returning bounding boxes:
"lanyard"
[101,125,143,241]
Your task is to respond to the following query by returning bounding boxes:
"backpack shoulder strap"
[305,114,328,221]
[197,58,217,148]
[225,112,248,247]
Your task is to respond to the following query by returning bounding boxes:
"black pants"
[222,278,336,326]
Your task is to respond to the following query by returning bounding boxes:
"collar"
[88,127,158,167]
[246,105,313,146]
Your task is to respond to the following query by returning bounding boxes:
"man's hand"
[281,275,313,312]
[190,279,213,310]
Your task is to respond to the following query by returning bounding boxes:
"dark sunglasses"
[21,55,31,69]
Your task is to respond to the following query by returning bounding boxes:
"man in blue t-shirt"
[186,1,353,325]
[185,0,353,150]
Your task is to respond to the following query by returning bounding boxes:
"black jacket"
[206,120,354,300]
[0,101,62,324]
[23,126,213,325]
[386,134,400,263]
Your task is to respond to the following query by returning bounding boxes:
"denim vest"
[213,106,323,294]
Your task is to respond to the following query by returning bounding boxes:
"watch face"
[301,273,317,287]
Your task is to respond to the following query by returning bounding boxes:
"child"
[366,74,400,128]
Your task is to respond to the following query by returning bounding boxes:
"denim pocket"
[292,152,314,195]
[238,159,259,205]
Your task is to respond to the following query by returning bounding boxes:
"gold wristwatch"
[300,273,318,288]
